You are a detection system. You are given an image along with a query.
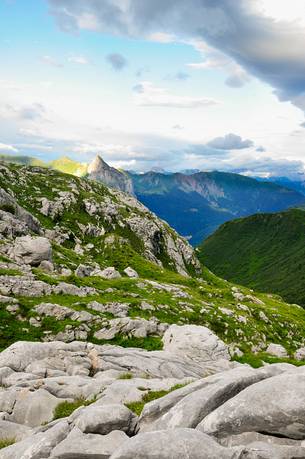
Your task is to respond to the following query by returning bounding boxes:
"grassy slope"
[1,163,305,366]
[199,209,305,306]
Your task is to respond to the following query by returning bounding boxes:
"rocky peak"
[88,155,134,195]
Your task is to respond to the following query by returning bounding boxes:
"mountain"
[0,154,45,167]
[87,155,134,194]
[198,208,305,306]
[49,156,87,176]
[2,154,305,245]
[130,170,305,245]
[255,176,305,196]
[1,160,305,363]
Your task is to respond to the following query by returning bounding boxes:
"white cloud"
[207,133,253,150]
[132,81,219,109]
[68,55,90,65]
[0,143,18,153]
[148,32,176,43]
[40,55,63,68]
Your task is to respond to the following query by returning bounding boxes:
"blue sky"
[1,0,305,177]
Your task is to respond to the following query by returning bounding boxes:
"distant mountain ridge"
[1,153,305,244]
[130,170,305,244]
[198,208,305,306]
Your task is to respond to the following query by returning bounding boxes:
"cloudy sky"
[1,0,305,177]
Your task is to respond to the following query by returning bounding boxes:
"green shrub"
[53,398,94,420]
[125,384,187,416]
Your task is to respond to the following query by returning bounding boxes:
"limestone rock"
[94,317,168,340]
[73,403,137,435]
[99,267,122,280]
[51,427,128,459]
[9,235,52,266]
[266,343,288,358]
[110,428,235,459]
[139,366,273,432]
[199,371,305,440]
[163,324,230,365]
[124,267,139,278]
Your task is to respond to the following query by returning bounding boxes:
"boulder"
[295,347,305,361]
[39,260,54,273]
[94,317,167,340]
[266,343,288,358]
[9,235,52,266]
[50,427,128,459]
[0,420,33,441]
[75,264,94,278]
[236,443,305,458]
[139,366,275,431]
[110,428,235,459]
[162,324,230,365]
[0,420,70,459]
[198,371,305,440]
[99,267,122,280]
[124,267,139,278]
[73,403,138,435]
[4,388,67,427]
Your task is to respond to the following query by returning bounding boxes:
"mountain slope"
[199,208,305,306]
[2,154,305,245]
[1,161,305,361]
[131,170,305,244]
[49,156,87,176]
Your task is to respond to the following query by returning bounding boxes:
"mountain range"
[1,153,305,245]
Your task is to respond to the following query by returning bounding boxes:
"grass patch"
[0,438,15,449]
[0,268,22,276]
[118,372,133,380]
[92,335,163,351]
[234,352,305,368]
[125,384,186,416]
[53,398,94,420]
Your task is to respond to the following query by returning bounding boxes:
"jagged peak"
[88,154,111,174]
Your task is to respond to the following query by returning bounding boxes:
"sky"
[1,0,305,177]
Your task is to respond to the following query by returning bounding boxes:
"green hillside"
[0,154,45,167]
[49,156,87,176]
[198,209,305,306]
[2,162,305,365]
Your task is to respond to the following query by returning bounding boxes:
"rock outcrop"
[1,340,305,458]
[87,155,134,195]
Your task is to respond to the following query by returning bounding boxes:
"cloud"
[132,81,219,108]
[173,72,190,81]
[147,32,176,43]
[0,143,18,153]
[106,53,128,71]
[231,156,305,180]
[41,55,63,68]
[1,103,46,122]
[256,146,266,152]
[68,55,89,65]
[48,0,305,111]
[225,69,251,88]
[207,133,253,150]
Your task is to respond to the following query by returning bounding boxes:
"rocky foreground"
[1,162,305,457]
[1,326,305,458]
